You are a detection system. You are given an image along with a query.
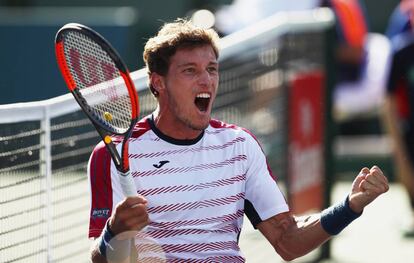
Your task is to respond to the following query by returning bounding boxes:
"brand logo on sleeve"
[91,208,110,218]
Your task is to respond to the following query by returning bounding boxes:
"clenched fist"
[348,166,389,213]
[108,195,150,239]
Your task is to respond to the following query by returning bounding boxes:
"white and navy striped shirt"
[88,116,289,262]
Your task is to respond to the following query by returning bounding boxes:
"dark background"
[0,0,399,104]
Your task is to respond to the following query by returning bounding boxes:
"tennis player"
[89,19,389,262]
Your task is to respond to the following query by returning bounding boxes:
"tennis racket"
[55,23,139,197]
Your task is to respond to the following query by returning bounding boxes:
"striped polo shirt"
[88,116,289,262]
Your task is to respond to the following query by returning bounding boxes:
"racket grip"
[118,170,137,197]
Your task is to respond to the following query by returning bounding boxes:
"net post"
[319,18,337,262]
[40,106,53,263]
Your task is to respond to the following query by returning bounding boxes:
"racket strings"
[62,31,132,133]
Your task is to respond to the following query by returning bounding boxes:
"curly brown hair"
[143,18,220,96]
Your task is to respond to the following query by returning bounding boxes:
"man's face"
[158,45,219,134]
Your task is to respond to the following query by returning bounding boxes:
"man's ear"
[150,73,165,95]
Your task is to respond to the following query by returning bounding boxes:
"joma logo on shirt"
[92,208,110,218]
[153,160,170,168]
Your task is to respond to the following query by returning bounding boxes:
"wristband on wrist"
[320,195,362,235]
[97,220,115,258]
[97,220,132,261]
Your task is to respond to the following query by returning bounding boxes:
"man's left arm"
[257,166,389,261]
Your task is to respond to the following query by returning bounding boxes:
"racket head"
[55,23,139,135]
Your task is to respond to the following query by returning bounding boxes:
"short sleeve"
[87,142,114,239]
[243,131,289,227]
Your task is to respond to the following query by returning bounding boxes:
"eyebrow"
[177,62,196,68]
[177,61,218,68]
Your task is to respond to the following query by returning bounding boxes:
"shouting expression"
[153,45,219,139]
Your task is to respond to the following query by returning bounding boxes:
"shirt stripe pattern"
[88,117,289,261]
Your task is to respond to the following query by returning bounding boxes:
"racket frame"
[55,23,139,174]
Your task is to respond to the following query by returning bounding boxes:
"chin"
[191,121,210,131]
[190,117,210,131]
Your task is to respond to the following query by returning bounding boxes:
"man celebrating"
[89,19,389,262]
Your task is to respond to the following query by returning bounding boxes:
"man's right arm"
[90,239,137,263]
[90,196,149,263]
[90,242,109,263]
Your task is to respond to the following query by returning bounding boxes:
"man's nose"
[197,70,212,86]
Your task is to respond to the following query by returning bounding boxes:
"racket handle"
[118,170,137,197]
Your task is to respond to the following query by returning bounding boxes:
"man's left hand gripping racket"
[55,23,139,197]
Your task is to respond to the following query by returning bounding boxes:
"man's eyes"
[183,68,196,73]
[207,67,218,73]
[182,66,218,74]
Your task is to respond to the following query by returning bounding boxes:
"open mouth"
[194,92,211,112]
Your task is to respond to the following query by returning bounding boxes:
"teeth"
[196,93,210,98]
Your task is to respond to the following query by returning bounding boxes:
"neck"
[152,108,204,140]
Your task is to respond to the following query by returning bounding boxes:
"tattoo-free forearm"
[258,212,330,261]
